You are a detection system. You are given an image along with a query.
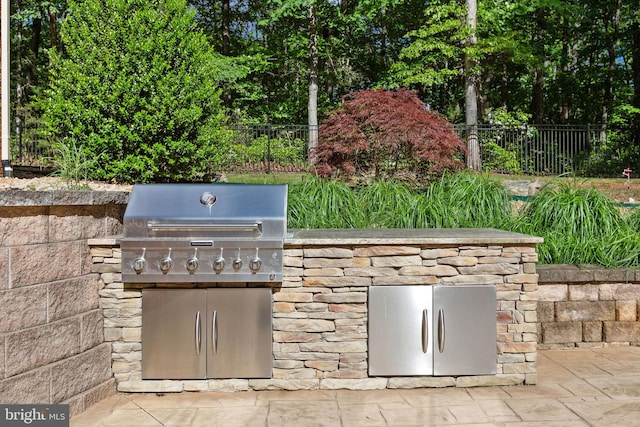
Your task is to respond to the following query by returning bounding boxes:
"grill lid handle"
[147,222,263,234]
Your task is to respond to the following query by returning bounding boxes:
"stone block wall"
[0,191,128,416]
[538,265,640,348]
[91,233,540,393]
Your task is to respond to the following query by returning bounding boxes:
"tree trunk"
[221,0,230,56]
[530,9,546,123]
[220,0,232,108]
[600,0,622,140]
[307,1,319,163]
[559,16,570,123]
[633,0,640,146]
[464,0,480,170]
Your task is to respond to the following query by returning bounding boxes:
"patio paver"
[71,346,640,426]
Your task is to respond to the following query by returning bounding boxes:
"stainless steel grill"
[120,183,288,283]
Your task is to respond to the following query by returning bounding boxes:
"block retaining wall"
[0,191,128,416]
[538,265,640,348]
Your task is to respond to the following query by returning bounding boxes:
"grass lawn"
[225,173,306,185]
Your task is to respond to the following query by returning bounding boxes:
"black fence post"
[16,116,23,162]
[267,124,272,174]
[586,123,591,174]
[524,125,530,174]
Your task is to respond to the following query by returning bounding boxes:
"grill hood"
[123,183,288,240]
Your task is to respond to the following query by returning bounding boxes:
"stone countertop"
[286,228,543,245]
[90,228,543,247]
[0,189,130,206]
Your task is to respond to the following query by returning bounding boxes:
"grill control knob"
[160,256,173,273]
[133,257,146,274]
[186,257,199,273]
[232,258,243,270]
[249,257,262,273]
[213,257,225,273]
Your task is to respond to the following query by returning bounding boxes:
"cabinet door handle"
[421,309,429,353]
[195,311,201,356]
[438,308,445,353]
[211,310,218,355]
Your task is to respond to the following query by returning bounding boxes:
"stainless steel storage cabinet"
[142,288,272,379]
[369,285,496,376]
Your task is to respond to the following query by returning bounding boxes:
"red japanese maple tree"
[313,89,466,179]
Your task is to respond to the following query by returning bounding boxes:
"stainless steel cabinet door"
[368,286,434,376]
[206,288,273,378]
[433,285,496,376]
[142,289,207,379]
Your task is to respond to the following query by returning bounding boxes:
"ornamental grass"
[287,173,640,267]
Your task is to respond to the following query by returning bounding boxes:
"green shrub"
[40,0,227,183]
[482,141,520,174]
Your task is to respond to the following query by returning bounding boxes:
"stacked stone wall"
[91,238,539,392]
[0,191,127,416]
[538,265,640,348]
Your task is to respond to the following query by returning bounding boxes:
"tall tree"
[600,0,623,129]
[530,7,547,123]
[307,0,318,161]
[464,0,480,170]
[632,0,640,145]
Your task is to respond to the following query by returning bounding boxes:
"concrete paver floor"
[71,346,640,426]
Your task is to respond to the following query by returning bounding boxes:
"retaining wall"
[538,265,640,348]
[0,190,128,416]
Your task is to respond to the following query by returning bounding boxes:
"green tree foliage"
[314,89,465,179]
[39,0,228,183]
[12,0,640,170]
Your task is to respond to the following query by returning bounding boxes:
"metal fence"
[222,124,310,173]
[10,121,615,176]
[10,117,54,167]
[455,124,607,176]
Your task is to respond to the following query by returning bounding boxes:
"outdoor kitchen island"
[90,227,542,393]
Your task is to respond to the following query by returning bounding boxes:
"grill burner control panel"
[121,240,283,283]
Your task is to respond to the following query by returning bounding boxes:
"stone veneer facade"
[0,190,128,416]
[90,228,542,393]
[537,265,640,348]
